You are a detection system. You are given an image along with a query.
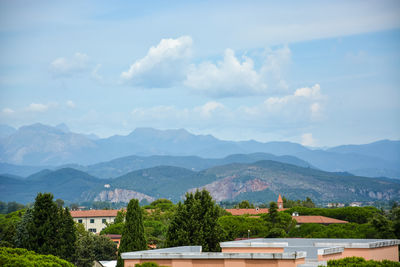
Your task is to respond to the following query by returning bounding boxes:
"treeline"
[1,191,400,266]
[0,193,117,267]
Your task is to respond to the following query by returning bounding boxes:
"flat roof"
[121,239,400,261]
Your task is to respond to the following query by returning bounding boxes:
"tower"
[277,194,283,209]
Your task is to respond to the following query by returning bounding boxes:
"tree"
[14,209,32,248]
[235,200,254,209]
[16,193,75,263]
[58,207,77,263]
[75,233,95,267]
[262,202,296,238]
[117,199,147,267]
[93,235,117,261]
[6,201,25,214]
[25,193,61,256]
[55,199,65,208]
[166,190,224,252]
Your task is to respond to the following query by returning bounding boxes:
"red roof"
[70,209,120,218]
[293,215,348,224]
[277,194,283,203]
[225,208,287,216]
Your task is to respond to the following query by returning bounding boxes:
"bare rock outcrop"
[95,188,155,203]
[189,176,269,202]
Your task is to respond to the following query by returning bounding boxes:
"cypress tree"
[117,199,147,267]
[58,207,77,263]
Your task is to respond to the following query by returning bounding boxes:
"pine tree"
[16,193,76,263]
[14,208,33,249]
[117,199,147,267]
[26,193,61,256]
[165,189,223,252]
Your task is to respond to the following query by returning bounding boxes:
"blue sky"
[0,0,399,146]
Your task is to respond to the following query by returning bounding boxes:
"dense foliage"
[117,198,147,267]
[15,193,77,262]
[326,257,400,266]
[0,247,74,267]
[166,190,224,252]
[284,206,381,224]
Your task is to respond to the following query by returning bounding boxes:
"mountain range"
[1,160,399,204]
[0,123,399,179]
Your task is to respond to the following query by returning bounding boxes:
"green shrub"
[0,247,74,267]
[326,256,400,267]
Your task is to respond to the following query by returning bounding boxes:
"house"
[225,194,287,215]
[350,202,362,207]
[71,209,120,233]
[121,238,400,267]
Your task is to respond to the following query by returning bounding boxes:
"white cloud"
[294,84,321,98]
[261,45,291,90]
[66,100,76,108]
[121,36,192,87]
[185,49,268,97]
[195,101,225,118]
[2,108,14,115]
[25,102,58,113]
[50,52,89,77]
[127,84,325,134]
[301,133,316,147]
[91,64,103,82]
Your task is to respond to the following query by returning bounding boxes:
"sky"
[0,0,399,147]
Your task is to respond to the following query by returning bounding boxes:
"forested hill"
[1,160,399,204]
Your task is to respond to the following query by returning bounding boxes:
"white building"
[71,209,119,233]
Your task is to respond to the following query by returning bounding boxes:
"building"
[121,238,400,267]
[104,234,121,248]
[71,209,120,233]
[277,194,284,209]
[226,194,287,215]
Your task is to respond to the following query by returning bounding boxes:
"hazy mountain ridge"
[0,123,399,179]
[1,160,400,204]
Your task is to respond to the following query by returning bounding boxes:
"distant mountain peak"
[55,123,70,133]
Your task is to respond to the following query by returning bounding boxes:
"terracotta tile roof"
[225,208,287,216]
[293,215,348,224]
[277,194,283,203]
[70,209,120,218]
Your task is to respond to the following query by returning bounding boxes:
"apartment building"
[71,209,119,233]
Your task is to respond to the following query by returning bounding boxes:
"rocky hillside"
[1,160,400,204]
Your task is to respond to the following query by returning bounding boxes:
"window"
[102,219,106,224]
[78,219,82,223]
[88,228,97,233]
[90,219,94,223]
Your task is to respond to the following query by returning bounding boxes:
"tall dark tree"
[117,199,147,267]
[14,209,33,249]
[17,193,75,263]
[26,193,60,256]
[58,207,77,263]
[166,190,224,252]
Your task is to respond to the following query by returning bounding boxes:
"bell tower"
[277,194,283,209]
